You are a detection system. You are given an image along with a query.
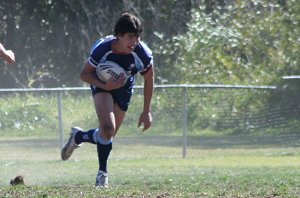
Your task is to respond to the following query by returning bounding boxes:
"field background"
[1,0,299,196]
[0,86,299,197]
[1,140,300,197]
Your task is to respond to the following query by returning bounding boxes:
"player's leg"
[94,92,116,141]
[113,102,126,137]
[61,125,100,161]
[61,86,117,162]
[61,88,101,161]
[94,93,127,187]
[93,92,116,187]
[61,126,83,161]
[61,90,115,162]
[111,88,131,137]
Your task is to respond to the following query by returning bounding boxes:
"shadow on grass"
[115,131,300,149]
[1,131,300,150]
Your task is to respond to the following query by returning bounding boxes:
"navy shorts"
[90,85,132,111]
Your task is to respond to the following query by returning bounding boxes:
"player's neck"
[112,40,130,55]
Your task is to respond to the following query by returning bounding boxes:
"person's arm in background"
[0,43,15,64]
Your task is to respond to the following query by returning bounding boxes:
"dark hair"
[114,13,143,36]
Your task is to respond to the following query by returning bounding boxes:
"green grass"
[1,91,299,197]
[1,145,300,198]
[2,166,300,198]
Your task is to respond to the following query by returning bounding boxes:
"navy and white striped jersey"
[88,35,153,89]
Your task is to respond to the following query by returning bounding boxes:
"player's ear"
[115,33,125,39]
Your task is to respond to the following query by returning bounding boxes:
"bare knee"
[100,124,115,140]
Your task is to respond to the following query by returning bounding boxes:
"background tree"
[0,0,191,88]
[159,0,299,85]
[0,0,298,88]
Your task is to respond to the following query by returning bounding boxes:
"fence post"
[182,86,188,158]
[57,91,64,149]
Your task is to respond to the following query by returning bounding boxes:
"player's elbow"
[79,71,91,84]
[79,72,86,82]
[80,67,92,83]
[80,63,96,83]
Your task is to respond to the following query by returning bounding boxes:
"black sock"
[74,129,97,145]
[97,142,112,173]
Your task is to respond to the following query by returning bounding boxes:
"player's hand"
[138,111,152,132]
[4,50,15,64]
[104,73,126,90]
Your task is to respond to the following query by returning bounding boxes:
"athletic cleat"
[95,170,108,188]
[61,127,83,161]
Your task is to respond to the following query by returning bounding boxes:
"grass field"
[1,136,300,198]
[0,89,299,197]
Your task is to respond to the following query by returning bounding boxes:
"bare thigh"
[93,92,126,139]
[113,102,126,137]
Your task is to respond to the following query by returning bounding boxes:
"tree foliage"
[0,0,191,88]
[158,0,300,85]
[0,0,299,87]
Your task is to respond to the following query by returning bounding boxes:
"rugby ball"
[96,61,128,82]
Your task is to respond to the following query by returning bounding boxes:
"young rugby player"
[61,13,154,187]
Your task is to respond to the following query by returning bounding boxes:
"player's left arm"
[138,65,154,131]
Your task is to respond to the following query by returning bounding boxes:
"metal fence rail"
[0,84,299,160]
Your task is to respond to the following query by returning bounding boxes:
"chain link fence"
[0,83,299,161]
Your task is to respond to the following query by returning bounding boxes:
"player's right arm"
[80,62,125,90]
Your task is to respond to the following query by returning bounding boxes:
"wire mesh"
[0,84,299,161]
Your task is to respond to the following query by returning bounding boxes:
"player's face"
[117,33,140,54]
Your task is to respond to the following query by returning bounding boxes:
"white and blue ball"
[96,61,128,82]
